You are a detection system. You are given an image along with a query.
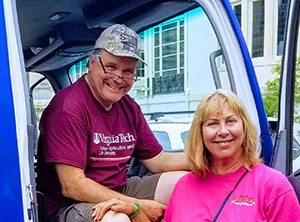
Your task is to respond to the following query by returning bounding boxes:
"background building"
[231,0,289,89]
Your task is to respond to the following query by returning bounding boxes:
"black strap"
[212,169,249,222]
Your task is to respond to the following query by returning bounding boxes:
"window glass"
[277,0,288,56]
[69,57,88,82]
[162,55,177,70]
[234,4,242,26]
[293,59,300,172]
[155,59,160,73]
[155,47,160,57]
[152,131,171,151]
[180,42,184,52]
[137,33,145,78]
[162,44,177,56]
[180,54,184,67]
[162,70,177,76]
[154,33,159,45]
[137,56,145,78]
[162,23,177,31]
[28,72,55,123]
[180,26,184,41]
[162,28,177,43]
[252,0,265,58]
[147,120,192,151]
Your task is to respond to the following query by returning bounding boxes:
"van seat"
[288,169,300,203]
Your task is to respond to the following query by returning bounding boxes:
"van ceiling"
[16,0,198,72]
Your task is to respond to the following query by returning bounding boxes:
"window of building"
[137,32,145,78]
[152,19,185,95]
[234,4,242,26]
[252,0,265,58]
[277,0,288,55]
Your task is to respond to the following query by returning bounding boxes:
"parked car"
[147,117,192,151]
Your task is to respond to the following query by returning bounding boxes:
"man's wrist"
[129,203,140,219]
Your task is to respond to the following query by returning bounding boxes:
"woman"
[164,90,300,221]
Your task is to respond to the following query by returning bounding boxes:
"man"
[37,24,189,222]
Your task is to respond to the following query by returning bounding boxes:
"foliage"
[34,101,49,122]
[262,57,300,123]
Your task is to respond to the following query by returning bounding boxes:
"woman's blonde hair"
[185,90,261,176]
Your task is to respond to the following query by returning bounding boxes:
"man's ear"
[88,55,96,70]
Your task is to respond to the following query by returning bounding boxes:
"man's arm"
[55,163,165,221]
[140,151,190,173]
[55,163,133,203]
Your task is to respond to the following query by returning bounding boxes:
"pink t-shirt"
[37,76,162,215]
[164,163,300,222]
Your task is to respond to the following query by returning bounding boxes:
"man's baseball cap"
[94,24,144,63]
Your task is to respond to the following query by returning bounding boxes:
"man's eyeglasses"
[98,56,137,83]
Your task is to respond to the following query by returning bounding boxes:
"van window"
[69,58,89,83]
[293,64,300,172]
[28,72,55,123]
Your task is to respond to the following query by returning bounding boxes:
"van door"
[0,0,36,221]
[271,0,300,176]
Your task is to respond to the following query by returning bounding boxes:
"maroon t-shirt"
[36,76,162,215]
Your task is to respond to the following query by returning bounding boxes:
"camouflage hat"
[94,24,144,62]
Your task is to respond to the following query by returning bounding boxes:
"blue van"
[1,0,299,221]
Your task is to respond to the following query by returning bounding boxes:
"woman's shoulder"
[175,172,200,187]
[252,163,294,192]
[253,163,285,177]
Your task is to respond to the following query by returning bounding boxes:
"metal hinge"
[26,184,36,221]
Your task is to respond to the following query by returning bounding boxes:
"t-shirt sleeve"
[40,110,88,170]
[265,175,300,221]
[130,101,163,160]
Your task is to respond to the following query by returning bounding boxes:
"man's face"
[86,51,138,110]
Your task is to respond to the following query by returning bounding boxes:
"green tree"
[262,57,300,127]
[34,101,50,122]
[262,66,281,118]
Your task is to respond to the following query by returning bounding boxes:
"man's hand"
[92,198,162,222]
[92,198,136,221]
[137,199,166,222]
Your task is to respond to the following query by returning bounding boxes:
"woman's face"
[202,104,244,163]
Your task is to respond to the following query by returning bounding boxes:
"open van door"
[0,0,37,221]
[271,0,300,175]
[271,0,300,201]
